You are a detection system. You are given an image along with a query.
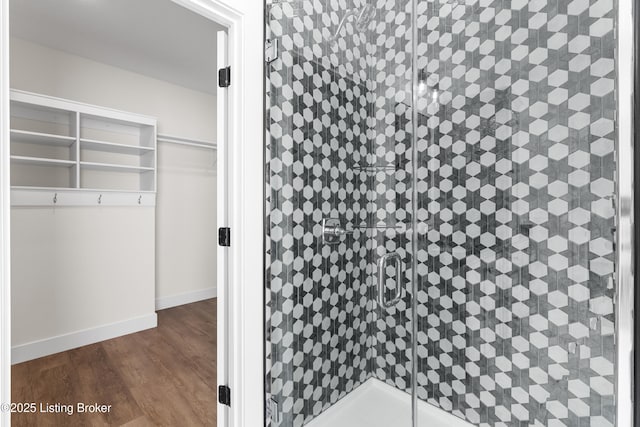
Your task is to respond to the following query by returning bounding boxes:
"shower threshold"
[305,378,473,427]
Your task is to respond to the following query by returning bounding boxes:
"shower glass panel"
[414,0,618,425]
[265,0,620,426]
[265,0,416,425]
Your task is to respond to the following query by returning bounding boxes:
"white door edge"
[216,29,230,427]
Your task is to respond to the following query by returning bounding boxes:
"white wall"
[11,207,155,343]
[10,37,216,140]
[156,143,217,308]
[9,37,217,359]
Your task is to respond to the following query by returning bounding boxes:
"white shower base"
[305,378,473,427]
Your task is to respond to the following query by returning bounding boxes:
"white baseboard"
[11,313,157,365]
[155,287,217,310]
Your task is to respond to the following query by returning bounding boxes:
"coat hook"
[53,193,57,204]
[98,194,102,204]
[138,195,142,204]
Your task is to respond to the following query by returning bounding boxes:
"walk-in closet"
[7,0,222,424]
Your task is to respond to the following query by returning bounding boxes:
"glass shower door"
[366,0,416,420]
[413,0,619,425]
[264,0,417,426]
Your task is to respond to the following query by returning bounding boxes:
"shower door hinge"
[267,397,281,423]
[218,66,231,88]
[631,350,634,402]
[265,39,278,63]
[219,227,231,247]
[218,385,231,406]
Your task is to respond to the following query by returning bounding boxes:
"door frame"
[617,0,636,426]
[0,1,265,426]
[634,0,640,425]
[216,28,230,427]
[0,0,10,424]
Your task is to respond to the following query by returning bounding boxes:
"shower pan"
[264,0,632,426]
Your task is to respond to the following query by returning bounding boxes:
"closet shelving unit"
[9,89,157,206]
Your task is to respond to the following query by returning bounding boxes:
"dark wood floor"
[11,299,217,427]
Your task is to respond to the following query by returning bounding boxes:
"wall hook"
[98,194,102,204]
[138,195,142,204]
[53,193,57,204]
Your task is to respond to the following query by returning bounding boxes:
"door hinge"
[218,66,231,88]
[267,397,281,423]
[218,385,231,406]
[631,350,635,403]
[219,227,231,247]
[265,39,278,63]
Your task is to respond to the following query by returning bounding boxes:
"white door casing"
[0,0,10,423]
[169,2,265,427]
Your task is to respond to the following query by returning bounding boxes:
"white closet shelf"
[11,155,76,167]
[10,129,76,146]
[80,138,155,154]
[11,185,155,193]
[11,89,158,196]
[80,161,154,173]
[157,133,217,150]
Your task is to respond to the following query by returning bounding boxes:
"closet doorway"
[0,0,234,425]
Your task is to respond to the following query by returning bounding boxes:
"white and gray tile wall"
[265,2,373,425]
[265,0,618,426]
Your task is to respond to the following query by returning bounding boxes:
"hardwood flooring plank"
[11,298,217,427]
[156,312,216,385]
[131,321,216,422]
[13,362,82,427]
[128,383,204,427]
[101,330,177,391]
[119,416,156,427]
[67,344,143,426]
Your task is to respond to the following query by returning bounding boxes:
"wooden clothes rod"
[157,133,217,150]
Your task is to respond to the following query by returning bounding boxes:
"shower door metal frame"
[635,0,640,423]
[617,0,635,425]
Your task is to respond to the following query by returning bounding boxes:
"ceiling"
[10,0,225,94]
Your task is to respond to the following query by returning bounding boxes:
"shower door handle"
[377,253,403,308]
